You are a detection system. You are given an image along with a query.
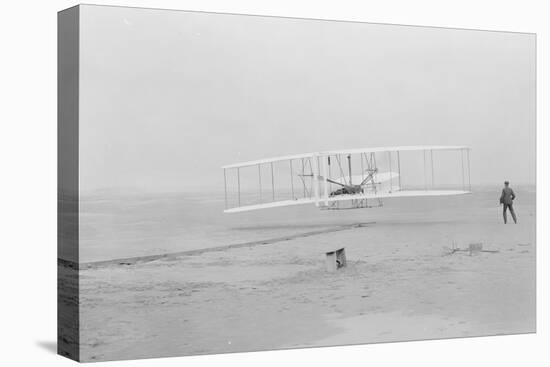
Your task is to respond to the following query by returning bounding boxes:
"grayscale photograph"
[58,4,536,362]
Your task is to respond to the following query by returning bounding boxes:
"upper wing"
[222,152,316,169]
[322,145,469,156]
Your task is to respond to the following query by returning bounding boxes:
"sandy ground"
[75,188,536,362]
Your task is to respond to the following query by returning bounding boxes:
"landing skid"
[321,198,383,210]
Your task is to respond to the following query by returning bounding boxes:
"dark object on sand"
[469,243,483,255]
[326,248,347,272]
[444,242,500,256]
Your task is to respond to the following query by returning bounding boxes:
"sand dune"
[72,188,535,361]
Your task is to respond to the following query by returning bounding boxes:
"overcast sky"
[79,5,535,194]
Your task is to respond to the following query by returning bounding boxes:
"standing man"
[500,181,517,224]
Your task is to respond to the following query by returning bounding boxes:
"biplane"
[222,146,471,213]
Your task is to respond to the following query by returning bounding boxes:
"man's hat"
[504,181,509,185]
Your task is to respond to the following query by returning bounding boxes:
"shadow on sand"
[36,340,57,354]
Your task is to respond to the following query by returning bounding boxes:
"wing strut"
[224,168,228,209]
[397,151,402,189]
[258,164,262,202]
[289,160,294,199]
[271,162,275,201]
[388,151,393,192]
[237,167,241,206]
[321,157,329,205]
[431,149,435,187]
[461,149,465,190]
[313,154,320,206]
[467,149,471,191]
[347,154,352,185]
[423,150,427,190]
